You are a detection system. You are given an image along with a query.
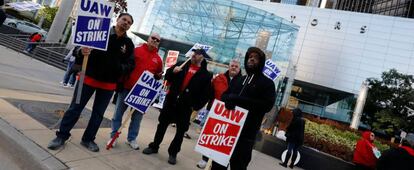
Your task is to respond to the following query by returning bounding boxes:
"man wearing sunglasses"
[108,33,163,150]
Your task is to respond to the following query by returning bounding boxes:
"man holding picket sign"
[107,32,163,150]
[142,48,212,165]
[211,47,276,169]
[47,4,136,152]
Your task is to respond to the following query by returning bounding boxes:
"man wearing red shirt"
[24,32,42,53]
[108,33,163,150]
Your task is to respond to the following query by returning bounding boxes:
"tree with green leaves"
[363,69,414,136]
[36,6,58,29]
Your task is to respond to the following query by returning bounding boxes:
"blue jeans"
[110,89,143,142]
[62,61,76,85]
[56,83,114,142]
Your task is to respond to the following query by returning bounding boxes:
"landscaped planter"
[254,133,356,170]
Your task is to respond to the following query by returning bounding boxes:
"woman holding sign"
[47,13,135,152]
[107,32,163,150]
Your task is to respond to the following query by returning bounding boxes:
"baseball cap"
[192,48,211,60]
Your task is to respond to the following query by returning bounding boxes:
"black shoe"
[47,137,65,150]
[80,140,99,152]
[289,164,294,169]
[184,133,191,139]
[279,162,287,168]
[142,147,158,155]
[168,155,177,165]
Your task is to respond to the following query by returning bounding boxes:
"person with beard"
[142,48,212,165]
[211,47,276,170]
[47,13,135,152]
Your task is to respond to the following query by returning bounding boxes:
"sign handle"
[106,107,136,150]
[75,54,89,104]
[178,57,191,70]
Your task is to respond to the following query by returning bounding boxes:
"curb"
[0,118,68,170]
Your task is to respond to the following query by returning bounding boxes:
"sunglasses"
[151,37,160,43]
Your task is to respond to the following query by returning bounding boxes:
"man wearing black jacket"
[377,133,414,170]
[142,49,212,165]
[212,47,276,170]
[47,13,135,152]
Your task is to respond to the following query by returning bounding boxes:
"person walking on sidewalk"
[142,48,212,165]
[196,59,242,169]
[24,32,42,53]
[353,131,379,170]
[211,47,276,170]
[47,13,135,152]
[60,46,80,88]
[279,108,305,169]
[377,133,414,170]
[107,32,163,150]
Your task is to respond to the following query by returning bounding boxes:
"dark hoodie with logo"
[221,47,276,141]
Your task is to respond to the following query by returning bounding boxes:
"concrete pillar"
[45,0,75,42]
[350,81,369,129]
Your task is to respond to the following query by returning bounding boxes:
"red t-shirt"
[180,64,200,92]
[124,44,163,90]
[31,34,42,42]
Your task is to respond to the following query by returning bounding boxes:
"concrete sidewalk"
[0,45,302,170]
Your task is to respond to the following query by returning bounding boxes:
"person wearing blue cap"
[142,48,212,165]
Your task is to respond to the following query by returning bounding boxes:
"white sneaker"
[106,138,118,148]
[68,84,74,88]
[196,160,207,169]
[126,140,139,150]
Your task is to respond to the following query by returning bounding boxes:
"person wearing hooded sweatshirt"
[196,59,242,169]
[108,33,163,150]
[142,48,212,165]
[377,133,414,170]
[211,47,276,170]
[353,131,379,170]
[279,108,305,169]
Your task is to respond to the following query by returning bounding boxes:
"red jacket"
[353,131,378,169]
[31,34,42,42]
[123,43,163,90]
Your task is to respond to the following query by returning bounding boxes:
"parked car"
[3,18,47,39]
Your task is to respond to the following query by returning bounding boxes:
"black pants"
[56,83,114,142]
[211,138,255,170]
[0,9,5,26]
[148,103,192,156]
[283,143,300,166]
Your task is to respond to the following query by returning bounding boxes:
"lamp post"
[350,81,369,129]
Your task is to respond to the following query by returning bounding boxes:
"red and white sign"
[195,99,249,166]
[165,50,179,69]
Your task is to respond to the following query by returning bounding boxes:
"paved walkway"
[0,45,302,170]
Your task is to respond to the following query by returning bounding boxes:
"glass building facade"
[139,0,299,106]
[140,0,299,76]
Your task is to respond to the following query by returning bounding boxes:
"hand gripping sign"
[107,71,163,150]
[195,99,249,166]
[73,0,114,104]
[262,59,281,81]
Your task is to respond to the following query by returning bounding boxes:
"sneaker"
[63,84,70,88]
[47,137,65,150]
[106,138,118,148]
[168,155,177,165]
[80,140,100,152]
[126,140,139,150]
[59,81,64,85]
[196,160,207,169]
[68,84,74,88]
[142,147,158,155]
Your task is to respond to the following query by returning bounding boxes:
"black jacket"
[0,0,4,6]
[164,59,212,111]
[377,147,414,170]
[222,47,276,140]
[74,27,135,83]
[286,108,305,145]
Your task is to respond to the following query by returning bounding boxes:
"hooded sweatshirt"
[221,47,276,140]
[353,131,377,169]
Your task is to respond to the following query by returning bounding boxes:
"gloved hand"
[154,72,163,80]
